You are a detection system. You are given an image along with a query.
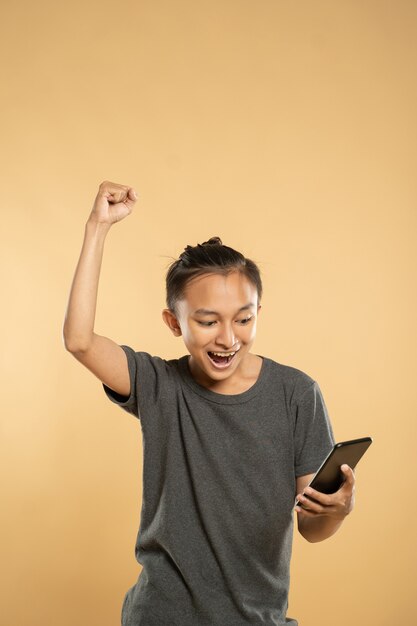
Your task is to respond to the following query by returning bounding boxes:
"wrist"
[85,218,112,237]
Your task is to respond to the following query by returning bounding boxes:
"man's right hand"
[89,180,138,225]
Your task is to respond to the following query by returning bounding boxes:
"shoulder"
[263,355,317,398]
[121,346,182,380]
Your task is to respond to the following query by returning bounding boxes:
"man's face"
[162,271,261,387]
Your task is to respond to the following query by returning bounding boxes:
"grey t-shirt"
[103,347,335,626]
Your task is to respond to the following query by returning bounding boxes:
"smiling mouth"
[207,350,239,368]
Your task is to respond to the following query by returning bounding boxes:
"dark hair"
[165,236,262,315]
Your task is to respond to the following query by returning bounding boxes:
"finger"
[342,464,355,478]
[296,493,326,514]
[108,189,129,203]
[124,187,138,207]
[127,187,138,201]
[99,181,130,202]
[340,465,355,490]
[295,505,319,517]
[302,487,332,507]
[295,497,325,516]
[99,181,129,194]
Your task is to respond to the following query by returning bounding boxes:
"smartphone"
[295,436,373,506]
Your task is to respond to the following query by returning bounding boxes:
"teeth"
[210,351,236,357]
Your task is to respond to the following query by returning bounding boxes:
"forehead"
[180,271,257,312]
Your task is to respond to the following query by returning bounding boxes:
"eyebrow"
[193,303,255,316]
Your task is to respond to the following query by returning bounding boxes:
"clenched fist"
[89,180,138,226]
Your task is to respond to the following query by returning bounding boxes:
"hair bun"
[179,237,223,262]
[201,236,223,246]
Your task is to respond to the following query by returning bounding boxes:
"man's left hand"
[295,464,356,520]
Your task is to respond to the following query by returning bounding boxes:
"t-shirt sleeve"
[293,380,336,477]
[102,345,166,420]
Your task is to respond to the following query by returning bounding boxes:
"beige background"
[1,1,416,624]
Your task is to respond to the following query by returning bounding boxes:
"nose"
[214,322,237,350]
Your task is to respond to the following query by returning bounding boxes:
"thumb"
[340,464,355,489]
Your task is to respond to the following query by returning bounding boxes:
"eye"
[197,316,253,327]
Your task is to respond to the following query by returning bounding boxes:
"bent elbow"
[299,531,323,543]
[63,340,86,355]
[62,331,91,355]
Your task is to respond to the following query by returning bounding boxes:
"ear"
[257,304,262,315]
[161,308,182,337]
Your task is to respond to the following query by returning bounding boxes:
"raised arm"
[63,181,138,397]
